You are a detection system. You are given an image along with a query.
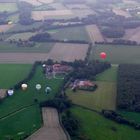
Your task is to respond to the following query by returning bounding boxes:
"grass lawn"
[0,42,54,53]
[0,3,17,12]
[90,44,140,64]
[67,81,116,111]
[50,26,90,41]
[0,64,31,88]
[0,64,63,139]
[95,66,118,82]
[0,105,42,140]
[71,107,140,140]
[119,111,140,124]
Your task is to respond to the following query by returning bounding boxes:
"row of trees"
[102,110,140,130]
[117,64,140,112]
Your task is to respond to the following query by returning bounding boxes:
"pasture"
[18,0,41,6]
[90,44,140,64]
[0,64,63,139]
[47,43,89,62]
[95,66,118,82]
[50,26,90,41]
[67,81,116,111]
[86,24,105,43]
[71,107,140,140]
[0,3,17,12]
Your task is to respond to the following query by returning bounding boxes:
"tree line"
[117,64,140,112]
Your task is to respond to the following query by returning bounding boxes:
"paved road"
[26,108,68,140]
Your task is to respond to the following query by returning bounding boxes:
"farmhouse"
[72,80,97,91]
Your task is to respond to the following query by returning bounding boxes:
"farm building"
[72,80,97,91]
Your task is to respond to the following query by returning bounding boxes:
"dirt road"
[26,108,68,140]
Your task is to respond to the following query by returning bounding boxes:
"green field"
[67,66,117,111]
[67,81,116,111]
[0,64,31,88]
[0,42,54,53]
[119,111,140,124]
[0,105,42,139]
[71,107,140,140]
[0,64,63,139]
[95,66,118,82]
[0,3,17,12]
[90,44,140,64]
[50,26,90,41]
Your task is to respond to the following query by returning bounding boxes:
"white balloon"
[7,89,14,96]
[36,84,41,90]
[21,84,28,90]
[42,64,46,68]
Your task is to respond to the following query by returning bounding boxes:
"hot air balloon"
[45,86,52,94]
[42,64,46,68]
[36,84,41,90]
[21,84,28,90]
[100,52,107,59]
[7,89,14,96]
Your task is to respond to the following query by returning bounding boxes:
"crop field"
[90,44,140,64]
[38,0,54,4]
[8,22,42,32]
[71,107,140,140]
[27,108,67,140]
[112,8,131,18]
[50,2,67,10]
[86,24,105,43]
[123,27,140,44]
[19,0,41,6]
[32,10,74,20]
[51,26,90,41]
[47,43,89,62]
[0,3,17,12]
[6,32,37,41]
[66,4,90,9]
[0,24,15,32]
[73,9,96,18]
[0,65,63,139]
[67,81,116,111]
[0,42,54,53]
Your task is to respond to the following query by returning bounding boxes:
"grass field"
[95,66,118,82]
[0,64,31,88]
[119,111,140,124]
[0,105,42,140]
[0,3,17,12]
[67,81,116,111]
[50,26,90,41]
[90,44,140,64]
[71,107,140,140]
[0,42,54,53]
[0,64,63,139]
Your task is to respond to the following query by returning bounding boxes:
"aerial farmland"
[0,0,140,140]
